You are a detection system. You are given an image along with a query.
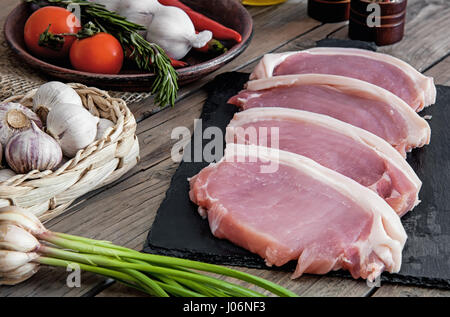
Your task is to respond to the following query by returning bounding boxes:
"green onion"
[1,207,298,297]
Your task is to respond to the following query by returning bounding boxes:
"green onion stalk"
[25,0,178,108]
[0,207,298,297]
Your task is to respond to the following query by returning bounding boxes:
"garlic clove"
[0,262,39,285]
[5,122,63,174]
[0,224,40,253]
[96,118,114,140]
[0,206,47,236]
[46,103,99,158]
[0,103,43,148]
[0,250,38,273]
[32,81,83,122]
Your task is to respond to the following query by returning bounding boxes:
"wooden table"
[1,0,450,297]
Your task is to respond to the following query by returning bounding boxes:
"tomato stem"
[38,24,65,51]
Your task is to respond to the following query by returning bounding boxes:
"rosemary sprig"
[25,0,178,107]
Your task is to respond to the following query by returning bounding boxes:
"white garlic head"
[5,122,62,174]
[145,6,212,60]
[46,103,99,158]
[32,81,83,122]
[96,118,114,140]
[0,103,43,148]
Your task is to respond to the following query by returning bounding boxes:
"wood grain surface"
[1,0,449,297]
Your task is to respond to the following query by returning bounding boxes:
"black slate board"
[145,71,450,289]
[145,41,450,289]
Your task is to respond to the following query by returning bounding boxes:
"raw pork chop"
[189,144,407,281]
[250,47,436,111]
[228,74,430,156]
[226,108,422,216]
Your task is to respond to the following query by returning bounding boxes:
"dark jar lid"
[351,0,407,16]
[307,0,351,23]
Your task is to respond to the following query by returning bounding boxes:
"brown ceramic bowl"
[4,0,253,91]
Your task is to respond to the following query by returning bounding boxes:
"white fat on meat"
[249,47,436,111]
[189,144,407,281]
[228,74,431,156]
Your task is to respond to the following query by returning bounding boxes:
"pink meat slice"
[226,108,422,216]
[228,74,430,156]
[250,48,436,111]
[189,144,407,281]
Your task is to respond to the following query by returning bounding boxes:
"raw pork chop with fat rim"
[226,107,422,216]
[189,144,407,281]
[249,47,436,112]
[228,74,431,157]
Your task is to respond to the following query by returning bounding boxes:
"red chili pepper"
[194,38,228,55]
[158,0,242,43]
[170,57,188,68]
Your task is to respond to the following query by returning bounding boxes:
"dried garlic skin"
[0,102,42,148]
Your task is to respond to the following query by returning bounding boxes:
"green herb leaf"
[26,0,178,107]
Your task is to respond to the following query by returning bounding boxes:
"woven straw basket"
[0,83,140,222]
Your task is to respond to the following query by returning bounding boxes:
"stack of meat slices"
[189,47,436,282]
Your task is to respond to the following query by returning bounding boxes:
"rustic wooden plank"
[0,0,20,23]
[328,0,450,72]
[1,0,449,297]
[373,284,450,297]
[239,21,348,73]
[424,55,450,86]
[96,283,150,297]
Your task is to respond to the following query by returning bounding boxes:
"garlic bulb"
[146,5,212,60]
[0,103,43,148]
[0,169,16,182]
[46,103,99,158]
[96,118,114,140]
[98,0,213,60]
[32,81,83,122]
[5,122,62,174]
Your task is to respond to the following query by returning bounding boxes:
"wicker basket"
[0,83,140,222]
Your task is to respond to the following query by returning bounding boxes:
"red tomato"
[24,6,81,59]
[69,33,124,74]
